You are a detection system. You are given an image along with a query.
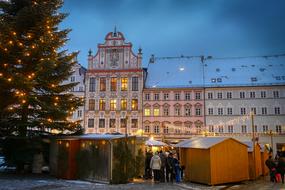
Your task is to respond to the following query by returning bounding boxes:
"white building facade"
[84,30,144,135]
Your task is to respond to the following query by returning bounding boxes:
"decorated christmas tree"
[0,0,83,136]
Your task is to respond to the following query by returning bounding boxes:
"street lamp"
[250,111,256,179]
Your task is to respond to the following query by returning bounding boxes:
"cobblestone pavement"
[0,174,284,190]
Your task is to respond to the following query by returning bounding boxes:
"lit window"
[144,108,150,116]
[120,118,127,128]
[121,99,127,110]
[121,77,128,91]
[111,77,117,91]
[110,99,117,111]
[131,99,138,110]
[154,108,160,116]
[99,99,105,111]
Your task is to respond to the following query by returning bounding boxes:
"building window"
[227,108,233,115]
[261,107,267,115]
[241,107,246,115]
[185,93,191,100]
[275,107,280,115]
[89,77,96,92]
[154,108,160,116]
[79,86,84,92]
[195,92,201,100]
[217,92,223,99]
[175,108,181,116]
[240,92,245,99]
[273,91,279,98]
[218,126,223,133]
[71,76,75,82]
[121,99,127,110]
[263,125,268,133]
[131,99,138,110]
[99,119,105,128]
[261,91,266,98]
[208,92,213,99]
[218,108,223,115]
[89,99,95,110]
[99,99,105,111]
[185,108,191,116]
[100,78,106,91]
[276,125,282,134]
[121,77,128,91]
[250,91,255,98]
[195,108,201,116]
[241,125,247,133]
[163,108,169,116]
[132,77,138,91]
[208,108,213,115]
[254,125,258,132]
[77,110,82,117]
[144,126,150,133]
[120,118,127,128]
[144,108,150,116]
[175,93,180,100]
[110,77,117,91]
[145,93,150,100]
[163,93,169,100]
[131,119,138,128]
[209,125,214,132]
[163,126,169,134]
[110,99,117,111]
[154,93,160,100]
[251,107,256,115]
[154,125,160,134]
[109,119,116,128]
[228,125,233,133]
[88,119,94,128]
[227,92,232,99]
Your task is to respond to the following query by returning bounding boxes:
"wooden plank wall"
[210,139,249,185]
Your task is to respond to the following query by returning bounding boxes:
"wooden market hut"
[176,137,249,185]
[243,141,262,180]
[260,144,270,176]
[50,134,146,183]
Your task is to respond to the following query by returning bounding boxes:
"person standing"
[166,152,175,183]
[173,154,181,182]
[144,151,153,179]
[150,151,161,182]
[277,152,285,184]
[159,150,167,182]
[265,155,277,182]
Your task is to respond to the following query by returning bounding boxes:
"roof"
[145,56,204,88]
[145,54,285,88]
[175,137,247,149]
[145,139,168,146]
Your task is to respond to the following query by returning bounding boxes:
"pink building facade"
[143,88,205,141]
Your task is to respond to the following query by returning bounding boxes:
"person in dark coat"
[144,151,153,179]
[277,152,285,184]
[265,155,277,182]
[166,152,175,183]
[173,154,181,182]
[159,150,167,182]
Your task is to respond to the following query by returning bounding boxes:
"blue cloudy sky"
[61,0,285,67]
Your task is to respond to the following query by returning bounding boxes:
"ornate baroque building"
[84,30,143,135]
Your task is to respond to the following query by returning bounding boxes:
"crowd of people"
[265,151,285,184]
[144,150,184,183]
